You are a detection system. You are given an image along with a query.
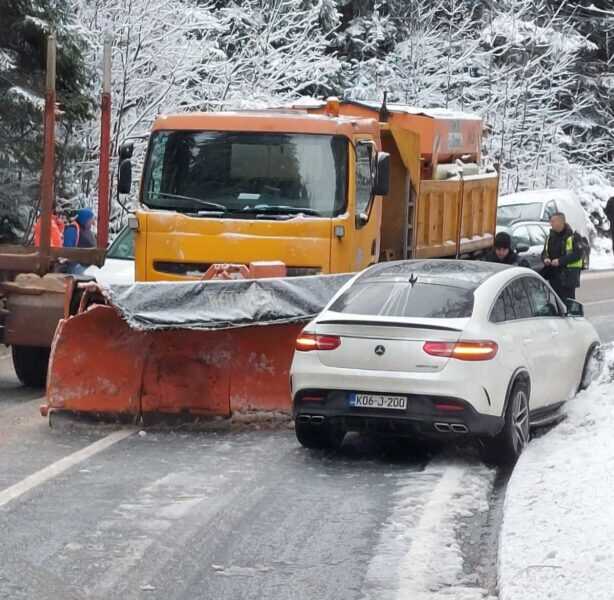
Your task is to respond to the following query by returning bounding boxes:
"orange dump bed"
[300,99,482,164]
[297,98,497,260]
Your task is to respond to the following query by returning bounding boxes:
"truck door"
[330,140,381,272]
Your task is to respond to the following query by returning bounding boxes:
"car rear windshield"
[330,281,474,319]
[497,203,542,225]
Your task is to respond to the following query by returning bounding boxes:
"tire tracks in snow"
[361,455,500,600]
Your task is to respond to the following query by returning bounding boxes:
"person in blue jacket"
[63,208,97,248]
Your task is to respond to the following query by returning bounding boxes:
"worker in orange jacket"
[33,207,65,247]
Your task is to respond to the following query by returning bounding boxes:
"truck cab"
[131,110,389,281]
[122,99,498,282]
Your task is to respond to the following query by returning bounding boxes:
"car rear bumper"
[293,389,504,439]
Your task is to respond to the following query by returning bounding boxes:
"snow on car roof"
[359,259,508,289]
[498,188,574,206]
[497,220,550,231]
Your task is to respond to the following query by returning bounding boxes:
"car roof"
[358,259,509,290]
[497,220,550,231]
[498,189,573,207]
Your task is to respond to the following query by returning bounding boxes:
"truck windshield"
[141,131,348,218]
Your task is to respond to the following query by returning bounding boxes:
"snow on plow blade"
[44,275,351,421]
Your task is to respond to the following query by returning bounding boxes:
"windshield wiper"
[145,192,227,212]
[242,204,322,217]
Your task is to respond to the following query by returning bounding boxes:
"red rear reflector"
[302,396,325,403]
[434,402,465,412]
[296,332,341,352]
[423,340,498,361]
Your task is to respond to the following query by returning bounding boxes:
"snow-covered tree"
[0,0,91,176]
[3,0,613,240]
[204,0,340,108]
[0,0,91,239]
[475,1,605,192]
[67,0,339,229]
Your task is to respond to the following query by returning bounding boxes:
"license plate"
[349,393,407,410]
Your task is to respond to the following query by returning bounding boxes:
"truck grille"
[153,261,320,277]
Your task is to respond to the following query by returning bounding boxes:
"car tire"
[12,345,50,388]
[480,377,530,468]
[295,419,345,450]
[579,344,602,391]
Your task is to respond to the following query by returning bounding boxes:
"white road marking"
[584,270,614,280]
[583,298,614,307]
[0,429,134,509]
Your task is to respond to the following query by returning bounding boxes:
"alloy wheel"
[512,389,529,453]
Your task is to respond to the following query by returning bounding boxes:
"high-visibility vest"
[33,216,64,247]
[544,232,583,269]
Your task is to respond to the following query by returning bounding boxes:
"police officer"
[542,212,582,300]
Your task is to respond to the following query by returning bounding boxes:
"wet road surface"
[0,270,612,599]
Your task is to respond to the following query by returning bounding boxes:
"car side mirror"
[516,243,530,253]
[565,299,584,317]
[373,152,390,197]
[118,158,133,195]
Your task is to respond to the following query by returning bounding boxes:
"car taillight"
[295,332,341,352]
[423,340,498,361]
[422,341,456,358]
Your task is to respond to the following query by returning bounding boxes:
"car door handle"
[551,330,560,336]
[523,338,533,344]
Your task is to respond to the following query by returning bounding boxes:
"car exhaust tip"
[310,415,325,425]
[434,422,469,434]
[297,415,312,424]
[450,423,469,433]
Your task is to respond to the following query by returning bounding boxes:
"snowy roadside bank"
[498,345,614,600]
[589,252,614,271]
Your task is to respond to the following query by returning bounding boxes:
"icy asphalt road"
[0,270,613,600]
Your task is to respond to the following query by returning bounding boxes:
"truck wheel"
[11,345,50,388]
[480,378,530,468]
[295,419,345,450]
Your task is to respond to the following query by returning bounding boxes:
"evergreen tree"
[0,0,92,182]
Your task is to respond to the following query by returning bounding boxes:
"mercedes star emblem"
[374,345,386,356]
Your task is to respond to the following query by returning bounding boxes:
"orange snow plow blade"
[43,274,350,421]
[46,305,146,417]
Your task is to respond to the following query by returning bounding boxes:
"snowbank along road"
[0,270,613,600]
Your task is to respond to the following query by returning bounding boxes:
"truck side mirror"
[118,159,132,194]
[373,152,390,197]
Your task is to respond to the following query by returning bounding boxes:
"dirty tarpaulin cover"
[102,274,353,331]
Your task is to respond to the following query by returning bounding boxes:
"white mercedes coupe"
[290,260,601,465]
